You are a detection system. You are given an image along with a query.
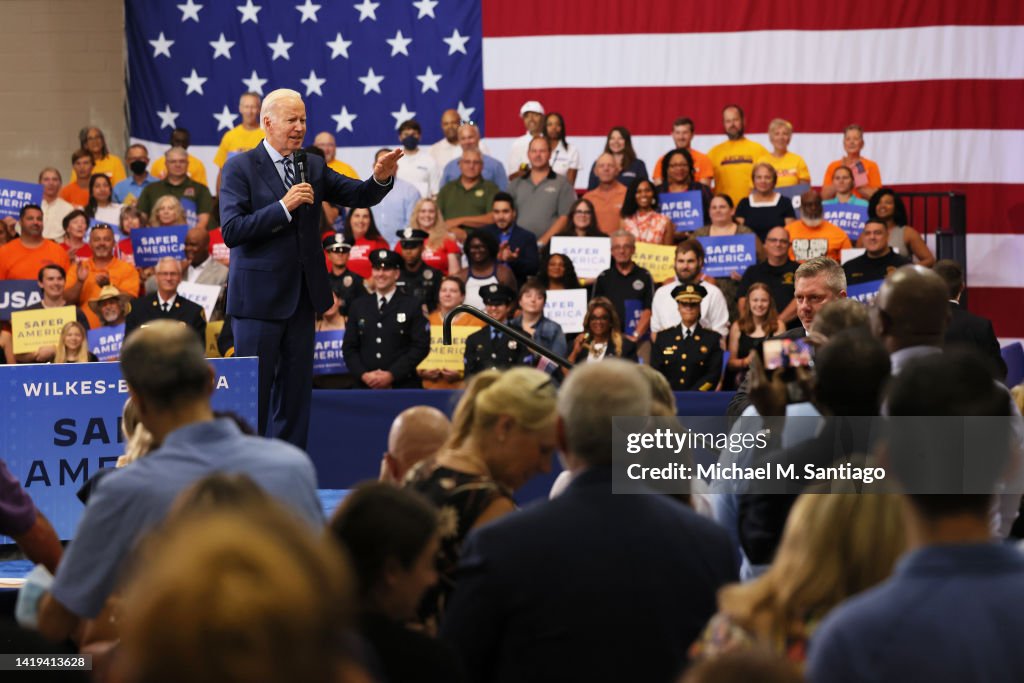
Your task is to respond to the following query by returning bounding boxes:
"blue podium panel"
[1,358,258,540]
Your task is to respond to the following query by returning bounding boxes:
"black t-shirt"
[592,264,654,333]
[737,259,799,311]
[842,249,909,285]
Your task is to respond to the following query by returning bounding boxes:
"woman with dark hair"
[60,209,92,260]
[536,252,585,291]
[343,207,390,279]
[116,205,143,263]
[568,297,637,363]
[620,178,674,245]
[329,482,466,682]
[725,282,785,389]
[659,148,713,229]
[586,126,648,190]
[545,112,580,186]
[455,230,517,310]
[859,188,934,266]
[545,198,604,261]
[734,162,795,242]
[84,173,122,227]
[75,126,126,184]
[693,194,763,316]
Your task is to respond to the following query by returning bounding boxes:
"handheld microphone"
[294,150,308,184]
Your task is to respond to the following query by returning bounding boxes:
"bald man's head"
[382,406,451,483]
[873,265,951,352]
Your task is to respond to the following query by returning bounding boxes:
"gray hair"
[795,256,846,294]
[610,229,636,246]
[558,360,651,466]
[260,88,303,130]
[155,256,183,274]
[121,321,211,410]
[164,146,188,161]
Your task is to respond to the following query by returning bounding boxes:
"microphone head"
[293,150,308,182]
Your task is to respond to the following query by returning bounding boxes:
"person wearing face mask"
[785,190,851,263]
[395,119,440,198]
[114,144,158,205]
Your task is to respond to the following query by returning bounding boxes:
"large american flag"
[126,0,1024,342]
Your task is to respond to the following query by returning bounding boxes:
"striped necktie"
[282,157,294,188]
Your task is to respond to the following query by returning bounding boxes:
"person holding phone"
[820,125,882,200]
[651,284,723,391]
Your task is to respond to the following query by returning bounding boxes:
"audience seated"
[693,195,764,315]
[586,126,648,190]
[380,406,452,483]
[860,188,935,266]
[734,163,796,242]
[537,251,588,291]
[843,219,910,285]
[592,231,654,350]
[404,367,558,627]
[0,204,70,280]
[544,113,580,186]
[820,125,882,201]
[84,173,122,227]
[580,153,628,237]
[59,208,91,260]
[652,284,724,391]
[933,259,1006,380]
[786,190,851,263]
[651,117,714,188]
[441,361,736,683]
[568,296,638,363]
[621,177,675,245]
[437,148,500,241]
[508,136,575,242]
[16,264,92,363]
[455,230,518,310]
[651,239,730,339]
[482,192,540,287]
[125,256,206,345]
[419,275,484,390]
[726,282,786,389]
[440,123,507,191]
[463,283,531,377]
[708,105,770,206]
[64,224,139,329]
[398,197,462,275]
[737,226,799,326]
[342,207,391,280]
[510,279,568,370]
[821,165,867,208]
[53,321,94,363]
[395,227,443,312]
[657,148,714,234]
[38,167,74,239]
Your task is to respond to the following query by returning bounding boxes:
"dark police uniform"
[323,233,366,317]
[342,249,430,388]
[463,283,531,377]
[124,292,206,345]
[651,284,723,391]
[395,227,441,312]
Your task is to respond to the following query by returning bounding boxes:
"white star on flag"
[386,30,412,57]
[326,32,352,59]
[242,70,268,94]
[210,33,235,59]
[416,66,442,93]
[391,103,416,129]
[331,106,357,133]
[236,0,261,24]
[301,69,327,96]
[156,105,180,129]
[268,34,294,60]
[358,67,384,94]
[177,0,203,22]
[149,32,174,58]
[457,101,475,122]
[412,0,437,19]
[443,28,469,55]
[295,0,321,22]
[213,105,239,131]
[353,0,379,22]
[181,68,208,95]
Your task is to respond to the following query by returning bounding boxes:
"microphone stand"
[442,305,574,370]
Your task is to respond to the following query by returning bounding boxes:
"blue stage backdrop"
[1,358,257,540]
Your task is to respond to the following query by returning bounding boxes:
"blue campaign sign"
[0,179,43,219]
[659,190,705,233]
[0,280,42,321]
[824,203,869,243]
[624,299,644,339]
[313,330,347,375]
[697,234,758,277]
[130,224,189,267]
[180,197,199,229]
[87,324,124,361]
[847,280,883,305]
[0,357,258,540]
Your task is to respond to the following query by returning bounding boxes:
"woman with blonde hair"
[757,118,811,188]
[117,396,155,467]
[404,367,558,625]
[399,197,462,275]
[150,194,188,227]
[691,493,907,666]
[54,321,95,363]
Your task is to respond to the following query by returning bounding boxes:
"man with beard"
[708,105,769,205]
[786,190,852,263]
[651,239,730,339]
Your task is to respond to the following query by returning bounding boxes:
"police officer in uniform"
[464,283,531,378]
[395,227,442,312]
[124,256,206,345]
[323,234,366,317]
[342,249,430,389]
[651,284,723,391]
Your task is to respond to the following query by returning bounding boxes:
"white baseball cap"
[519,100,545,116]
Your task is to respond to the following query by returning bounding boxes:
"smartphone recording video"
[763,338,815,371]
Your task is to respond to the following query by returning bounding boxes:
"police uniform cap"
[480,283,515,305]
[398,227,429,244]
[322,234,351,252]
[672,284,708,303]
[369,249,402,269]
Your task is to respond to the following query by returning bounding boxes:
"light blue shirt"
[441,153,508,191]
[112,175,157,203]
[371,177,421,244]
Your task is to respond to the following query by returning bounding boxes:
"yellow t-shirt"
[756,152,811,188]
[708,138,770,206]
[150,153,208,186]
[328,159,360,179]
[70,154,126,186]
[213,125,265,168]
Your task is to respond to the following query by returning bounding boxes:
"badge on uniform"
[700,346,708,353]
[508,340,517,349]
[632,280,644,291]
[423,270,433,280]
[343,275,352,287]
[397,312,406,323]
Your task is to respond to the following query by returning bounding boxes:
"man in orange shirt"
[820,125,882,200]
[63,225,139,329]
[0,205,70,280]
[59,149,94,208]
[651,117,713,186]
[581,153,627,235]
[786,190,852,263]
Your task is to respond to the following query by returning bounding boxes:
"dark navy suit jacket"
[219,143,391,320]
[441,466,737,683]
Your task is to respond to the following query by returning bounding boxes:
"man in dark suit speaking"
[220,88,402,448]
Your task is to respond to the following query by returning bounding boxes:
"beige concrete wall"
[0,0,125,183]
